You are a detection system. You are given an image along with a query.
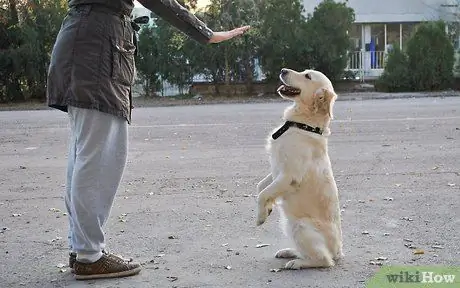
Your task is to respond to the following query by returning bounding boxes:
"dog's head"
[277,68,337,120]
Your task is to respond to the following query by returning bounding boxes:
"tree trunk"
[244,55,254,95]
[224,47,230,87]
[8,0,19,24]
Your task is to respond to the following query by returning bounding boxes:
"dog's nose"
[280,68,288,76]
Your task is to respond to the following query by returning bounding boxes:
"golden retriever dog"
[256,68,343,270]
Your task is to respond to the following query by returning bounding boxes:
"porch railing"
[347,51,387,70]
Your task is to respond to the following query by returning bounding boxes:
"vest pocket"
[111,38,136,86]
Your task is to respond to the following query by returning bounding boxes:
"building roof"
[302,0,458,23]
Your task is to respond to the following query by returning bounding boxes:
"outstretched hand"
[208,26,251,44]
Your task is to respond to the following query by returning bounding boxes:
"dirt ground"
[0,96,459,287]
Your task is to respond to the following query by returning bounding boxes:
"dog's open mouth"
[277,85,301,97]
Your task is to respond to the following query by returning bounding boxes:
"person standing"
[47,0,250,280]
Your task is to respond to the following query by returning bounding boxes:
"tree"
[406,21,454,90]
[155,17,195,95]
[0,0,67,102]
[306,0,355,82]
[135,24,162,97]
[375,46,411,92]
[256,0,309,81]
[376,21,455,92]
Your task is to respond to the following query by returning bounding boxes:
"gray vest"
[68,0,134,15]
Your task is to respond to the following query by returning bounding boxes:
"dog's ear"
[313,88,337,118]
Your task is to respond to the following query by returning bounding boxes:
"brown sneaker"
[73,253,141,280]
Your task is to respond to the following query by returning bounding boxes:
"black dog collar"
[272,121,323,140]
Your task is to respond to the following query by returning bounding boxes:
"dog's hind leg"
[283,220,334,270]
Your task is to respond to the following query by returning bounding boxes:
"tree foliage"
[306,0,355,82]
[0,0,67,102]
[376,21,455,92]
[1,0,357,101]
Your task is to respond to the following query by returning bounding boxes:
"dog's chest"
[267,134,326,179]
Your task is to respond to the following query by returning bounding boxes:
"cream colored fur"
[256,68,343,270]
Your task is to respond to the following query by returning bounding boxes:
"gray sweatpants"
[66,106,128,262]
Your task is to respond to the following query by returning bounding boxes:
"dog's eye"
[305,73,311,80]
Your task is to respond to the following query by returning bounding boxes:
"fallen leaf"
[413,249,424,255]
[256,244,270,248]
[119,219,126,223]
[432,166,439,170]
[270,268,282,272]
[168,235,177,239]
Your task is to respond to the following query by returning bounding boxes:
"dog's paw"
[256,208,269,226]
[256,205,272,226]
[275,248,298,259]
[256,197,273,226]
[284,259,304,270]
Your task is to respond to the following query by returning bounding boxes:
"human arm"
[136,0,249,44]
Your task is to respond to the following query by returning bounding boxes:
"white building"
[303,0,460,79]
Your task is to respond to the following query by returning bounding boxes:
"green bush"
[376,21,455,92]
[375,46,411,92]
[406,21,454,91]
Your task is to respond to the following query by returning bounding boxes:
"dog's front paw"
[256,206,272,226]
[256,202,272,226]
[285,259,304,270]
